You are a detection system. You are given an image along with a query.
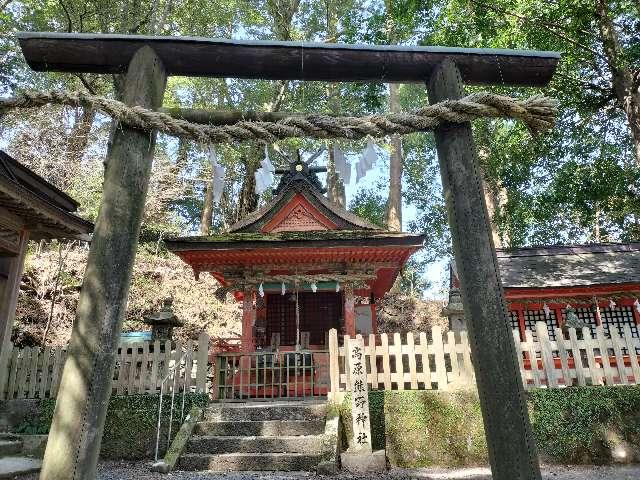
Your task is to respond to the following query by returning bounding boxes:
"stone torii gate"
[16,33,559,480]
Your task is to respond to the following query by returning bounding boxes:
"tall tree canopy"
[1,0,639,296]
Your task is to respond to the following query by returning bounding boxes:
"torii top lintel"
[17,32,559,87]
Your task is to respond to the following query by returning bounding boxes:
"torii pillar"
[427,59,541,479]
[39,46,167,480]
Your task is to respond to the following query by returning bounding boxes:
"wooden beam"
[427,59,541,480]
[39,46,167,480]
[18,32,559,86]
[0,230,29,393]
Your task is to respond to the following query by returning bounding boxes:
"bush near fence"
[0,393,209,459]
[337,386,640,467]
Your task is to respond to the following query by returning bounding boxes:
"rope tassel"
[0,90,559,144]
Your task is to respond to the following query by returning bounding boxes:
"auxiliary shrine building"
[446,243,640,342]
[166,160,425,353]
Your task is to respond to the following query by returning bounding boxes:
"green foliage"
[340,390,486,466]
[340,386,640,467]
[529,386,640,464]
[3,0,640,302]
[348,189,388,228]
[11,393,209,459]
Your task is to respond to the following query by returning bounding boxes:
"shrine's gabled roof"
[165,159,424,297]
[227,160,381,233]
[495,243,640,289]
[0,150,93,241]
[165,230,425,251]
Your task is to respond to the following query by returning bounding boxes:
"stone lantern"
[442,286,466,331]
[143,297,183,341]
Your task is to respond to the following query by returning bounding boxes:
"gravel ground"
[19,461,640,480]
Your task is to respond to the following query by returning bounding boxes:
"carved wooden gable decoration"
[227,160,381,234]
[262,193,337,233]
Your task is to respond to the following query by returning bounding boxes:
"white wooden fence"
[515,322,640,388]
[328,327,475,398]
[0,333,209,400]
[328,323,640,398]
[4,324,640,401]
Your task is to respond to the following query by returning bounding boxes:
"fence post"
[554,327,572,387]
[431,326,447,390]
[196,333,209,393]
[623,324,640,383]
[0,342,12,400]
[328,328,339,402]
[535,322,556,388]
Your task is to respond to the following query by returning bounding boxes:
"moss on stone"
[162,406,203,470]
[339,386,640,467]
[168,229,418,244]
[7,393,209,460]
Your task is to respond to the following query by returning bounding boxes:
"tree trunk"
[236,155,259,222]
[324,1,345,207]
[596,0,640,164]
[326,143,346,207]
[66,108,96,166]
[200,171,215,235]
[386,82,403,231]
[39,46,167,480]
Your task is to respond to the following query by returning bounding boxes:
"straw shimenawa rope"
[0,90,558,143]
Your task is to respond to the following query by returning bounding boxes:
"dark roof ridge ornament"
[273,157,327,196]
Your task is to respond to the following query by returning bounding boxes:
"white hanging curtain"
[208,146,226,206]
[333,145,351,184]
[255,145,275,195]
[356,137,377,183]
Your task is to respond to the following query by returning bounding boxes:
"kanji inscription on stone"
[348,337,372,453]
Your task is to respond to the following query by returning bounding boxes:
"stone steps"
[179,401,329,472]
[0,439,22,457]
[187,435,323,454]
[178,452,323,472]
[193,419,325,437]
[205,403,326,422]
[0,456,42,479]
[0,436,42,480]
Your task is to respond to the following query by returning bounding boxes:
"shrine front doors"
[265,292,342,348]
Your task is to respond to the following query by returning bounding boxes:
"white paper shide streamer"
[333,145,351,184]
[208,146,226,206]
[356,137,377,182]
[255,145,275,195]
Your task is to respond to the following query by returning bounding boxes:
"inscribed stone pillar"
[348,337,372,452]
[427,59,541,480]
[40,46,167,480]
[344,283,356,337]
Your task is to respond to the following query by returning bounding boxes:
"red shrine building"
[446,243,640,342]
[166,160,425,355]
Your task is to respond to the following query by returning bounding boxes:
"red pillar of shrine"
[344,283,356,337]
[241,286,256,352]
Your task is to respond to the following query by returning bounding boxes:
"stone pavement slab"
[0,456,41,479]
